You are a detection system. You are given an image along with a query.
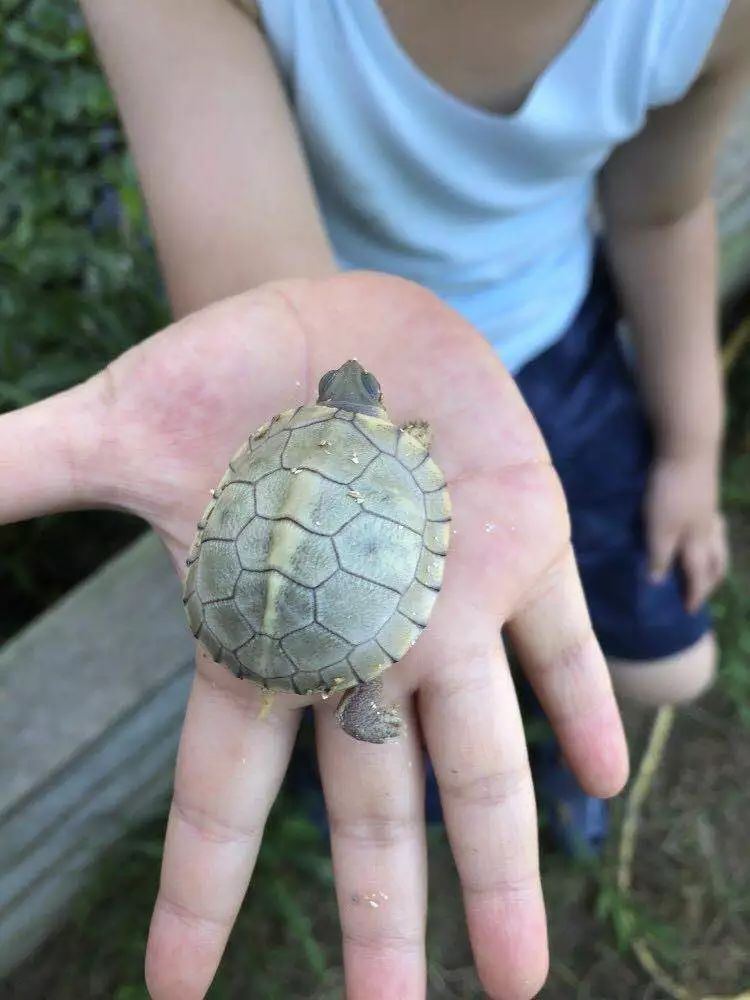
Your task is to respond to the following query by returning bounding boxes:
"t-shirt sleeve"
[649,0,731,107]
[255,0,296,82]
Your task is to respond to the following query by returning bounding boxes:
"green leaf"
[0,70,35,106]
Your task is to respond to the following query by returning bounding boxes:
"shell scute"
[424,521,451,555]
[184,557,199,595]
[377,611,423,660]
[348,641,391,681]
[282,420,378,483]
[257,468,361,534]
[315,570,399,644]
[236,516,273,570]
[185,591,203,637]
[286,405,337,430]
[320,662,356,689]
[235,569,314,638]
[334,513,422,592]
[237,514,337,587]
[197,497,216,528]
[236,634,297,677]
[245,430,290,480]
[282,622,352,670]
[293,670,324,695]
[266,408,299,437]
[204,482,255,540]
[254,469,293,519]
[416,550,445,590]
[396,429,428,470]
[264,675,296,692]
[354,454,426,533]
[203,599,253,650]
[424,487,452,522]
[353,413,399,455]
[196,539,242,602]
[412,457,446,493]
[273,522,338,588]
[398,580,439,626]
[198,623,223,661]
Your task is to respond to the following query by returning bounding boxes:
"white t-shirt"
[257,0,729,371]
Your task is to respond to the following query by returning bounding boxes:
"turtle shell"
[182,405,450,695]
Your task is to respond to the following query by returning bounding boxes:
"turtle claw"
[373,708,403,743]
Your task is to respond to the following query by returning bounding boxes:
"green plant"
[713,574,750,726]
[0,0,166,412]
[1,794,337,999]
[0,0,166,641]
[595,876,681,959]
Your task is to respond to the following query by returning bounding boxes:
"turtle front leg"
[400,419,432,449]
[335,679,402,744]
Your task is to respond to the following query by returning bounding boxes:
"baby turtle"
[182,360,451,743]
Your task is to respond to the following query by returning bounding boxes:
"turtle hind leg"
[335,678,402,744]
[400,419,432,449]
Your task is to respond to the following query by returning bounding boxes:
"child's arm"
[79,0,336,317]
[597,10,750,611]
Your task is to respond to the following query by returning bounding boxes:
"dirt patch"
[422,690,750,1000]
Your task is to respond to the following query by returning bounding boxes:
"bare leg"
[335,678,402,744]
[609,632,717,707]
[400,419,432,450]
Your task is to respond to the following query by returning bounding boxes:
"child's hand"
[0,272,629,1000]
[645,450,728,612]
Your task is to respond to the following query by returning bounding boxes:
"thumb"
[646,511,681,583]
[0,376,107,526]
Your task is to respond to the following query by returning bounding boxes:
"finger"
[647,519,681,583]
[0,380,107,523]
[145,650,301,1000]
[419,623,548,1000]
[681,521,728,613]
[506,547,629,798]
[315,687,427,1000]
[681,535,712,613]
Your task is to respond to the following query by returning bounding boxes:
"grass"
[0,0,165,646]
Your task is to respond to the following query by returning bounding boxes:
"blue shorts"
[514,252,711,662]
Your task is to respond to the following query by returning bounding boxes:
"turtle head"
[316,360,386,418]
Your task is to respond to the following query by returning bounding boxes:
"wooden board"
[0,534,193,975]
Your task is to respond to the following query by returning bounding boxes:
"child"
[57,0,750,994]
[83,0,745,811]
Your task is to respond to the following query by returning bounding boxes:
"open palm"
[1,272,627,999]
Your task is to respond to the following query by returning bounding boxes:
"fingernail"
[649,569,666,584]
